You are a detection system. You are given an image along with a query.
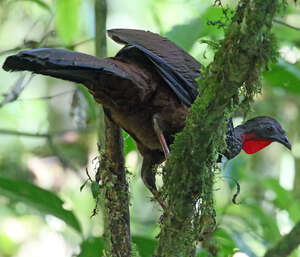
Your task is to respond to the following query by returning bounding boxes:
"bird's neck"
[223,123,244,160]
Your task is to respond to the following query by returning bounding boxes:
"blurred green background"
[0,0,299,256]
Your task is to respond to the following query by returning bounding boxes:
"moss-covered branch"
[264,221,300,257]
[155,0,284,256]
[99,118,131,257]
[94,1,131,256]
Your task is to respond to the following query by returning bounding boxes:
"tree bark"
[94,1,131,256]
[264,221,300,257]
[155,0,283,256]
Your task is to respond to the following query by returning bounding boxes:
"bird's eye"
[266,126,274,132]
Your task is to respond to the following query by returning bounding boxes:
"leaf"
[260,178,300,223]
[132,235,157,257]
[77,237,104,257]
[0,234,17,256]
[273,22,300,45]
[20,0,52,13]
[165,7,226,51]
[123,131,137,156]
[214,228,236,255]
[165,18,203,51]
[0,177,82,233]
[263,59,300,93]
[91,181,100,199]
[244,203,281,241]
[56,0,81,44]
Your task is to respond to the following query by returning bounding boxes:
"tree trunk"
[155,0,282,256]
[94,1,131,256]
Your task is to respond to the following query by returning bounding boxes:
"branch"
[274,19,300,31]
[94,1,131,257]
[0,74,34,108]
[0,38,94,57]
[16,90,75,102]
[0,129,51,138]
[264,221,300,257]
[0,128,87,138]
[0,127,88,171]
[0,15,94,58]
[155,0,284,256]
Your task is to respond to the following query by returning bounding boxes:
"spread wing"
[3,48,131,84]
[3,48,158,107]
[108,29,201,106]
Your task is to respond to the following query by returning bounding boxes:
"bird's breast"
[109,108,161,151]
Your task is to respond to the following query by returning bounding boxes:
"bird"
[223,116,291,160]
[2,29,291,207]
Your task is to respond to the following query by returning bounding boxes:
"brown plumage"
[2,29,291,208]
[3,29,200,205]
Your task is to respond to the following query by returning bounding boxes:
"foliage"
[0,177,82,233]
[56,0,81,44]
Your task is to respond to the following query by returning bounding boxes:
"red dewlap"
[242,139,272,154]
[242,133,272,154]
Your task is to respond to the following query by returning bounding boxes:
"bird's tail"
[3,48,131,85]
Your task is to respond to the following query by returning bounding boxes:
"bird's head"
[238,116,291,154]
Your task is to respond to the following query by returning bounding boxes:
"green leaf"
[273,22,300,46]
[123,131,137,156]
[132,235,157,257]
[214,228,236,255]
[260,178,300,223]
[0,177,82,233]
[77,237,104,257]
[263,59,300,93]
[165,18,203,51]
[0,234,17,256]
[244,203,281,241]
[20,0,52,13]
[56,0,81,45]
[165,7,226,51]
[91,181,100,199]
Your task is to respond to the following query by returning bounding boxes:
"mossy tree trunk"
[155,0,284,256]
[94,1,131,256]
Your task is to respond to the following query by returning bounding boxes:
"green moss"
[156,1,287,256]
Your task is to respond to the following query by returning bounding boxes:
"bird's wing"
[108,29,201,106]
[3,48,132,84]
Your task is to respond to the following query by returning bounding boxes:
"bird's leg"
[153,114,170,159]
[141,153,165,209]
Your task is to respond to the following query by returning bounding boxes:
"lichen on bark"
[155,1,285,256]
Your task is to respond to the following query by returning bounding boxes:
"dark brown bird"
[2,29,291,207]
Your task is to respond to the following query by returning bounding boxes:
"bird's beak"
[275,134,292,150]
